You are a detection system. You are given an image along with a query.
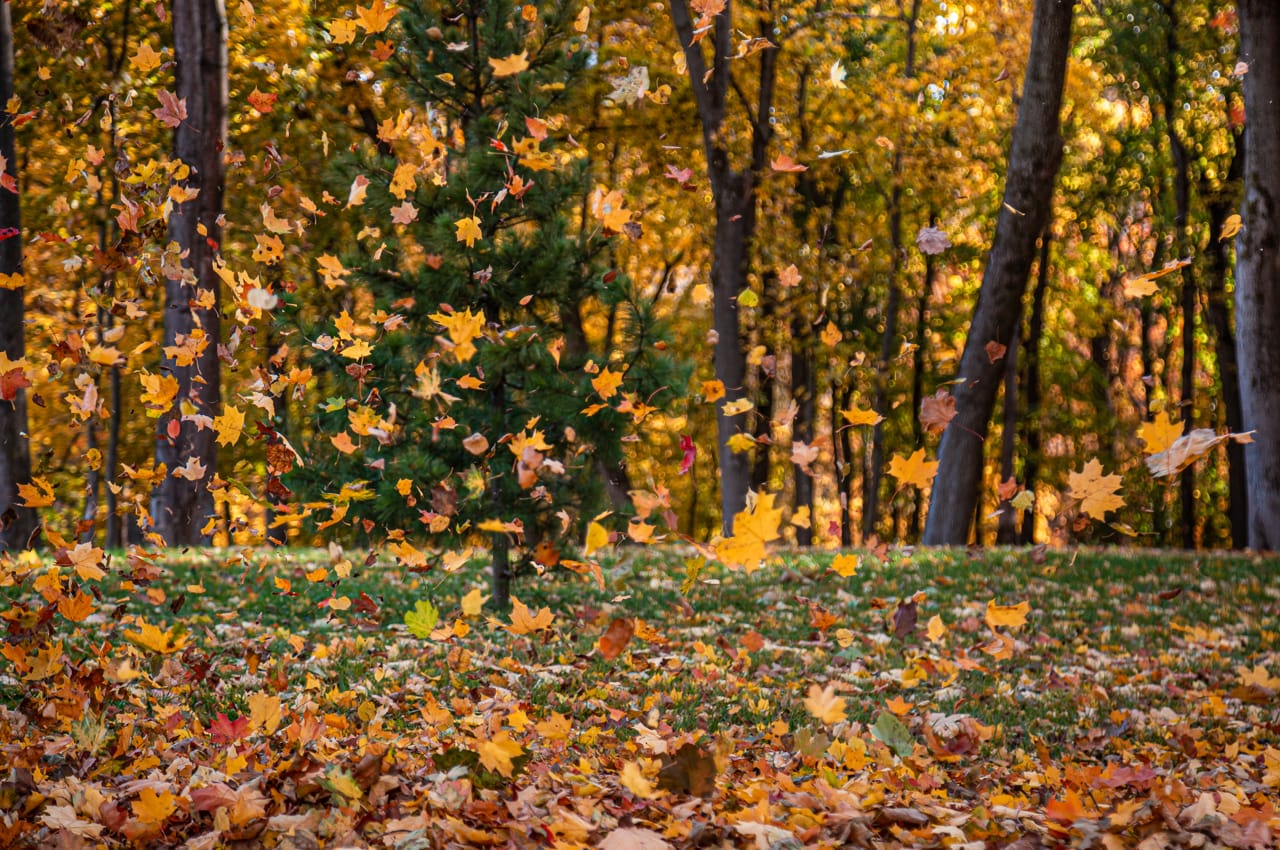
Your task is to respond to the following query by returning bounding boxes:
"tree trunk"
[1019,229,1051,544]
[155,0,226,545]
[996,320,1021,544]
[790,310,815,546]
[1160,0,1197,548]
[1204,142,1246,547]
[669,0,776,533]
[923,0,1075,545]
[1235,0,1280,549]
[910,226,935,541]
[0,5,38,551]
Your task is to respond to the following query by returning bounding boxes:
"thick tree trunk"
[923,0,1074,545]
[0,6,38,551]
[669,0,775,533]
[1235,0,1280,549]
[1160,1,1197,548]
[1019,230,1051,544]
[996,321,1021,544]
[155,0,226,545]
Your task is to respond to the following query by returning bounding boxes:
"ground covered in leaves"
[3,546,1280,848]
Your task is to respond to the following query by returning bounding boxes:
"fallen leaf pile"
[1,546,1277,848]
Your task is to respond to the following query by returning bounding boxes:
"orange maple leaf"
[507,596,554,635]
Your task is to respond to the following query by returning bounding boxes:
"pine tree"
[294,0,682,608]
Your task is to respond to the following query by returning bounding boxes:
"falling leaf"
[888,448,938,490]
[598,617,635,660]
[916,226,951,255]
[592,368,623,399]
[213,405,245,447]
[153,90,188,127]
[507,596,554,634]
[123,620,188,654]
[841,405,882,427]
[1124,258,1190,298]
[985,340,1007,363]
[247,88,277,113]
[830,553,859,577]
[1137,410,1182,455]
[1146,428,1244,478]
[920,388,956,434]
[770,154,807,173]
[356,0,396,32]
[829,59,847,89]
[404,599,440,638]
[804,683,847,724]
[131,43,163,72]
[460,587,488,617]
[1219,214,1242,241]
[489,51,530,77]
[1067,458,1124,517]
[431,308,485,362]
[17,477,55,508]
[715,491,782,571]
[584,521,609,556]
[721,398,754,417]
[820,321,842,347]
[985,599,1031,629]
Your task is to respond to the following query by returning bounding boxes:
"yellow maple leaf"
[592,367,623,399]
[131,43,164,73]
[329,18,357,44]
[17,477,55,508]
[247,692,283,735]
[701,379,725,402]
[726,432,757,453]
[1219,214,1242,241]
[985,599,1031,630]
[460,587,489,617]
[820,321,842,347]
[535,712,573,740]
[476,730,524,776]
[355,0,396,32]
[454,215,482,248]
[721,398,754,417]
[830,553,859,577]
[841,405,883,427]
[123,620,188,655]
[213,405,245,447]
[926,615,948,642]
[591,187,632,232]
[804,683,847,725]
[507,596,554,635]
[139,371,179,414]
[714,491,782,572]
[584,521,609,556]
[431,308,485,362]
[1068,458,1125,518]
[132,788,177,825]
[63,542,105,581]
[1137,410,1182,456]
[489,50,530,78]
[888,448,938,490]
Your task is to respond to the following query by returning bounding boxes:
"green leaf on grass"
[404,599,440,638]
[871,711,915,758]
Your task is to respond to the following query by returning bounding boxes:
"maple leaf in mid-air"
[507,596,554,635]
[153,90,188,128]
[1067,458,1124,517]
[715,490,782,571]
[489,50,530,78]
[1137,410,1182,455]
[454,215,482,247]
[431,308,485,362]
[356,0,397,32]
[985,599,1031,629]
[920,388,956,434]
[888,448,938,490]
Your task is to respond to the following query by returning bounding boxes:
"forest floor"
[2,545,1279,848]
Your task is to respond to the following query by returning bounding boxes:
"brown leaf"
[985,340,1007,363]
[153,90,188,128]
[657,742,718,797]
[892,597,918,640]
[920,388,956,434]
[597,617,635,660]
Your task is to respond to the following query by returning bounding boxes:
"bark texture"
[155,0,226,544]
[923,0,1074,545]
[669,0,776,533]
[1235,0,1280,549]
[0,5,38,551]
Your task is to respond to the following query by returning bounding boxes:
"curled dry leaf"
[920,388,956,434]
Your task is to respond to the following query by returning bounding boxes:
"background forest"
[2,0,1278,572]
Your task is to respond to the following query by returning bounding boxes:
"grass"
[4,544,1279,847]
